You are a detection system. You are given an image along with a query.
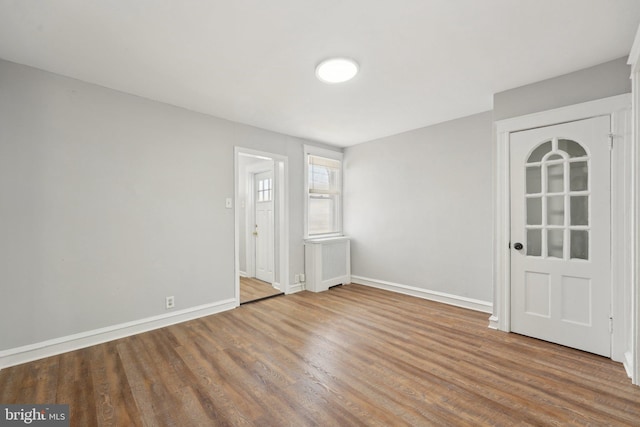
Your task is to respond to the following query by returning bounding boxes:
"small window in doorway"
[258,178,272,202]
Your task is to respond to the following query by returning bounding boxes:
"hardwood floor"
[1,284,639,426]
[240,276,283,304]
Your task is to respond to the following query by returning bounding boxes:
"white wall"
[0,58,322,352]
[344,111,493,304]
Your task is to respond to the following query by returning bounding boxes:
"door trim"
[491,94,632,368]
[627,35,640,385]
[234,147,289,307]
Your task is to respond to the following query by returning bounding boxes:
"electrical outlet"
[294,274,300,283]
[300,273,306,282]
[166,296,175,309]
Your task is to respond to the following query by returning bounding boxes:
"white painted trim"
[634,71,640,385]
[625,351,634,379]
[611,107,633,364]
[287,283,304,294]
[492,94,632,366]
[278,159,290,294]
[239,270,248,278]
[629,30,640,385]
[0,299,235,369]
[628,25,640,74]
[352,276,493,313]
[234,147,290,303]
[272,282,281,291]
[493,122,512,331]
[488,315,500,330]
[304,236,351,243]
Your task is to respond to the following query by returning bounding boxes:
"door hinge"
[608,133,614,150]
[609,316,614,333]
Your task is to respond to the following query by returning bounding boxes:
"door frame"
[245,162,275,280]
[627,28,640,385]
[491,94,633,370]
[234,147,289,307]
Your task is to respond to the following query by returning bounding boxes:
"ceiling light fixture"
[315,57,359,84]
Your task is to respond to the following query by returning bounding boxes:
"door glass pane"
[570,230,589,260]
[528,141,552,163]
[570,196,588,226]
[526,197,542,225]
[558,139,587,158]
[547,229,564,258]
[526,166,541,194]
[547,164,564,193]
[527,229,541,256]
[570,161,588,191]
[547,196,564,225]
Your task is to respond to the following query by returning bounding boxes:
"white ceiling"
[1,1,639,147]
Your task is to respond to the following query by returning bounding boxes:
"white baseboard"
[0,298,236,370]
[272,282,281,291]
[287,283,304,294]
[488,315,500,330]
[351,275,493,313]
[624,351,634,379]
[239,271,248,278]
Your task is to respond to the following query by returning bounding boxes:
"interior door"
[254,170,274,283]
[510,116,611,357]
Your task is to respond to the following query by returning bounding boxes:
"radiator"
[304,237,351,292]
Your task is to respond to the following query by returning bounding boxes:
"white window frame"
[304,145,343,239]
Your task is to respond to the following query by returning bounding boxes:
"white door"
[254,170,274,283]
[510,116,611,357]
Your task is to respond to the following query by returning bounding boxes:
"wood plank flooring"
[240,276,283,304]
[1,284,639,426]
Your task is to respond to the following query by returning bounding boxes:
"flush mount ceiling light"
[315,57,359,84]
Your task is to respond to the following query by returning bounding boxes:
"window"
[257,177,272,202]
[524,138,589,260]
[304,146,343,238]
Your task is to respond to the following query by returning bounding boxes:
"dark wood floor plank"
[55,348,98,427]
[93,341,144,427]
[1,283,639,426]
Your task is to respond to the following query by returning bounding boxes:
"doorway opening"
[234,148,289,305]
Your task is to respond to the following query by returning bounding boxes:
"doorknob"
[253,231,258,236]
[513,242,523,250]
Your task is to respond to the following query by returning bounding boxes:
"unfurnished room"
[2,1,640,426]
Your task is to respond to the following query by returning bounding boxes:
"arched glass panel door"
[524,138,589,260]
